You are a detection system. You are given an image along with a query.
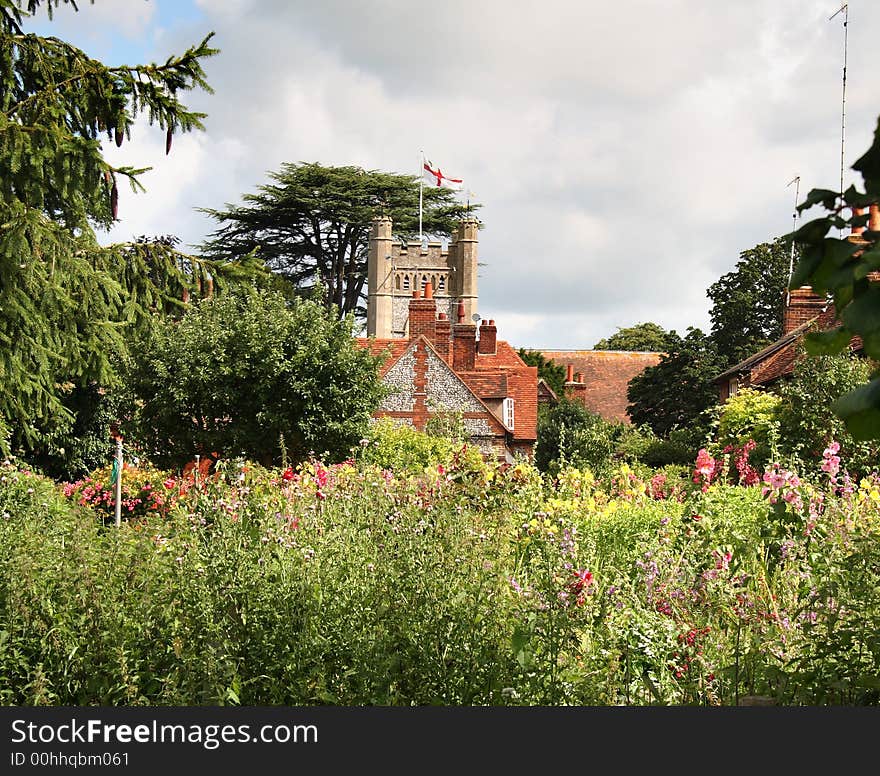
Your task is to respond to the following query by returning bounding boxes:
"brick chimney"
[564,366,587,404]
[783,287,827,335]
[434,312,451,361]
[408,283,436,341]
[452,299,476,371]
[870,203,880,233]
[477,319,497,355]
[851,206,866,237]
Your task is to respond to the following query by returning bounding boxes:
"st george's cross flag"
[422,160,464,191]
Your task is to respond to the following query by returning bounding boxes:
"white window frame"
[503,397,515,430]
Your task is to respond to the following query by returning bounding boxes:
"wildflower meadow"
[1,436,879,706]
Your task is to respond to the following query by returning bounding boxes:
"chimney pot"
[566,364,574,382]
[424,281,433,299]
[456,300,465,324]
[413,289,421,299]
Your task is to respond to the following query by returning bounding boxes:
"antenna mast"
[830,3,849,211]
[786,175,801,306]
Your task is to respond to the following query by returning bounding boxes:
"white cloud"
[53,0,880,348]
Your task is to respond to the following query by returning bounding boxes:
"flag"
[423,160,463,191]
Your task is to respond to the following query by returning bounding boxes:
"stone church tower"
[366,216,479,338]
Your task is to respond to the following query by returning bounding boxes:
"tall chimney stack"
[408,283,436,341]
[477,319,497,355]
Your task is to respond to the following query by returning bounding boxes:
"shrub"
[535,399,624,476]
[775,352,880,478]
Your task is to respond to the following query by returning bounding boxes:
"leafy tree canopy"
[593,322,670,352]
[126,288,387,469]
[708,236,797,367]
[775,350,879,476]
[197,162,479,319]
[534,397,623,476]
[627,327,724,440]
[790,112,880,440]
[0,0,261,458]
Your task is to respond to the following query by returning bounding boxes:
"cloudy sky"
[29,0,880,349]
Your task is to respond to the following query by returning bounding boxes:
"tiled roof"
[713,319,817,384]
[354,338,411,375]
[458,372,508,398]
[540,350,663,424]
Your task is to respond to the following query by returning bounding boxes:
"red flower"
[569,569,594,595]
[281,467,295,482]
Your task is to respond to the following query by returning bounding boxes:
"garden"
[2,421,879,706]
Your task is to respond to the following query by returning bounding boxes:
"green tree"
[775,351,879,476]
[790,113,880,440]
[127,288,386,468]
[534,397,623,476]
[198,162,478,319]
[707,236,796,367]
[517,349,567,399]
[0,0,257,459]
[626,327,724,440]
[593,322,670,351]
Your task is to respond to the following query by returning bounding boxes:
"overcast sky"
[30,0,880,349]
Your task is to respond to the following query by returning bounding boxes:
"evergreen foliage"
[0,0,261,458]
[198,162,478,319]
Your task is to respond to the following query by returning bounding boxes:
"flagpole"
[418,149,424,240]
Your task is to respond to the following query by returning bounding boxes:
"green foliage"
[198,162,478,319]
[534,398,624,476]
[127,288,386,468]
[627,327,724,440]
[5,449,880,705]
[0,2,263,459]
[789,112,880,439]
[775,351,880,477]
[517,348,566,398]
[708,237,796,367]
[593,322,670,352]
[712,387,781,467]
[358,418,466,475]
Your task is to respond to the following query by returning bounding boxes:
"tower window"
[438,275,446,292]
[395,274,401,290]
[403,275,410,291]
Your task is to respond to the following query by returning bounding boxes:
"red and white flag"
[422,160,463,191]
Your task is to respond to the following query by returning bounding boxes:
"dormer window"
[503,397,515,430]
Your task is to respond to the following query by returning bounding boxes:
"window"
[438,275,446,292]
[395,274,401,290]
[503,397,515,430]
[728,377,738,398]
[402,275,410,291]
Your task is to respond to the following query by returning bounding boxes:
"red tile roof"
[540,350,663,424]
[355,338,411,376]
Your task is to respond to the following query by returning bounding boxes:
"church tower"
[366,216,480,338]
